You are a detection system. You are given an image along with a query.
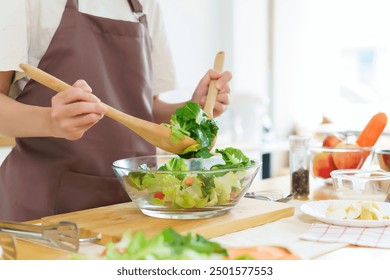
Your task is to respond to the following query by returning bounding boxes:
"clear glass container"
[112,155,261,219]
[289,135,310,199]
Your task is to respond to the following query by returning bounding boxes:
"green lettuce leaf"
[211,147,253,170]
[163,102,218,159]
[101,228,227,260]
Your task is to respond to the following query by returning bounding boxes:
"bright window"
[273,0,390,136]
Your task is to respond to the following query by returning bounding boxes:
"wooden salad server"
[19,63,197,155]
[203,51,225,119]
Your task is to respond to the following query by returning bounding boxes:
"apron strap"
[128,0,148,26]
[65,0,147,26]
[128,0,143,13]
[66,0,78,10]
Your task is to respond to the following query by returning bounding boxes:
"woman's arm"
[152,69,232,124]
[0,72,107,140]
[0,71,49,137]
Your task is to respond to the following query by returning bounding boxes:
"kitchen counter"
[0,136,14,165]
[2,175,390,260]
[0,136,15,147]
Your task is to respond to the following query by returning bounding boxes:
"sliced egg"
[326,203,348,219]
[325,201,387,221]
[345,203,361,219]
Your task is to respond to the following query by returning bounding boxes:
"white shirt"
[0,0,176,97]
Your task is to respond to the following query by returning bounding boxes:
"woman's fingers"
[50,80,107,140]
[200,92,230,118]
[52,87,101,107]
[211,70,232,91]
[51,100,106,121]
[193,69,232,118]
[192,70,232,104]
[52,111,104,139]
[72,79,93,93]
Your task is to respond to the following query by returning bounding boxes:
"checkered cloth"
[300,223,390,249]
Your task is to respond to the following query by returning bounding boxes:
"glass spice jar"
[289,135,310,199]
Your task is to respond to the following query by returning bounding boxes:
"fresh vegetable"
[71,228,226,260]
[162,102,219,159]
[356,112,388,147]
[332,112,387,170]
[104,228,227,260]
[211,147,251,169]
[313,112,388,180]
[74,227,299,260]
[226,246,300,260]
[128,147,257,208]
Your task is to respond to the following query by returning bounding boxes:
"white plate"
[300,200,390,227]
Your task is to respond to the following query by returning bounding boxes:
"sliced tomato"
[153,192,165,200]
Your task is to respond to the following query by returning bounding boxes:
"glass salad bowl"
[112,153,261,219]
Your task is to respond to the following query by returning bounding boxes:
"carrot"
[184,177,194,186]
[225,246,300,260]
[356,112,388,147]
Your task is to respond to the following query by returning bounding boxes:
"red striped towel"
[300,223,390,249]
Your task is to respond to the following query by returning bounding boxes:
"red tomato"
[153,192,165,200]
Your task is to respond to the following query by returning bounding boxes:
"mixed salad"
[127,100,259,208]
[128,147,257,208]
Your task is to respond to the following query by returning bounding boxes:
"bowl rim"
[310,145,374,153]
[330,169,390,180]
[375,148,390,154]
[112,155,262,174]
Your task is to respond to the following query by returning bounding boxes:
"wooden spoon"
[203,51,225,119]
[19,63,197,154]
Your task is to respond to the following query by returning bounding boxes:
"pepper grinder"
[289,135,310,199]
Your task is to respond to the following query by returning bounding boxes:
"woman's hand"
[50,80,107,140]
[191,69,232,118]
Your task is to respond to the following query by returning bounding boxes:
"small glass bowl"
[330,169,390,201]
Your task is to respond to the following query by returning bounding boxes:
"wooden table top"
[2,175,389,260]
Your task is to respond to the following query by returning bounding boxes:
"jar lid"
[289,135,311,147]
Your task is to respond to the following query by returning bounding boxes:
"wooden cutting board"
[42,198,294,245]
[14,239,70,260]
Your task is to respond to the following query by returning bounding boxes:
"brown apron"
[0,0,155,222]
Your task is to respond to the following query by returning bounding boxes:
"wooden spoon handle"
[18,63,198,154]
[19,63,72,92]
[19,63,127,121]
[203,51,225,119]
